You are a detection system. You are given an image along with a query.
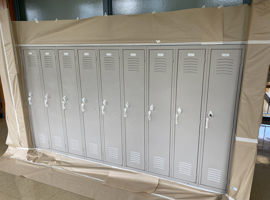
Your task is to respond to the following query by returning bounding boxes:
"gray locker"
[23,49,49,149]
[148,49,173,176]
[58,50,83,156]
[40,49,66,152]
[123,50,145,170]
[201,49,242,189]
[100,50,122,165]
[174,50,206,182]
[78,50,101,160]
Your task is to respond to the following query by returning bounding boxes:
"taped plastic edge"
[247,40,270,44]
[235,137,258,144]
[0,22,21,143]
[225,194,235,200]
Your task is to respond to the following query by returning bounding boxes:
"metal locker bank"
[21,44,245,193]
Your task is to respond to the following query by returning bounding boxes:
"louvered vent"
[89,143,98,155]
[183,58,199,74]
[109,147,118,159]
[216,58,234,75]
[38,133,46,144]
[71,139,80,151]
[179,162,192,176]
[207,168,222,183]
[26,55,36,67]
[130,151,140,164]
[153,156,165,170]
[104,56,115,71]
[82,56,93,70]
[44,56,53,68]
[154,57,167,73]
[53,136,62,147]
[62,56,72,68]
[128,57,140,72]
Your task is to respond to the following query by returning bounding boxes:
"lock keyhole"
[208,111,214,118]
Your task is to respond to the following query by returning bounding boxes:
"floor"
[0,118,94,200]
[0,118,270,200]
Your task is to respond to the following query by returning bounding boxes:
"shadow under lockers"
[21,45,245,193]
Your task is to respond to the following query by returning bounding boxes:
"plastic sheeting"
[0,1,269,200]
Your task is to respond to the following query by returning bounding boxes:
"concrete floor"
[0,118,269,199]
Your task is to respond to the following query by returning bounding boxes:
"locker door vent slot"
[71,139,80,151]
[207,168,221,183]
[154,58,167,73]
[153,156,165,170]
[89,143,98,155]
[179,162,192,176]
[216,58,234,75]
[38,133,46,144]
[183,58,198,74]
[82,56,93,70]
[108,147,119,159]
[130,151,141,164]
[104,57,115,71]
[44,56,53,68]
[53,136,62,147]
[127,58,140,72]
[62,56,72,68]
[26,55,36,67]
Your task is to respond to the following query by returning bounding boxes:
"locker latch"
[44,94,50,108]
[81,98,87,112]
[28,92,32,105]
[124,102,130,118]
[62,96,67,110]
[148,105,155,121]
[205,111,214,129]
[175,107,182,125]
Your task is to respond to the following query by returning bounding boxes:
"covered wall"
[0,1,269,199]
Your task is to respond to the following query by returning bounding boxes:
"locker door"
[174,50,205,182]
[148,49,173,176]
[78,50,101,160]
[23,49,49,149]
[40,50,65,152]
[58,50,83,156]
[100,50,122,165]
[123,50,145,170]
[201,49,242,190]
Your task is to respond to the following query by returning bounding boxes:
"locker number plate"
[188,53,195,57]
[222,53,230,57]
[130,53,136,56]
[45,52,50,55]
[64,53,69,55]
[158,53,164,57]
[106,53,112,56]
[84,53,89,56]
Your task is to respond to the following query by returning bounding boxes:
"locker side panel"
[174,50,205,182]
[58,50,83,156]
[78,49,102,160]
[100,50,122,165]
[40,49,66,152]
[201,49,242,190]
[123,50,145,170]
[23,49,49,149]
[148,49,173,176]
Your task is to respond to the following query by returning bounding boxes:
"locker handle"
[175,107,182,125]
[81,98,87,112]
[205,118,209,129]
[62,96,67,110]
[102,100,107,115]
[44,94,49,108]
[205,111,213,129]
[148,105,155,121]
[28,92,32,105]
[124,102,129,118]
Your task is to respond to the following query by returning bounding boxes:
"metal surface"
[22,49,49,149]
[100,49,122,165]
[112,0,244,15]
[201,49,242,190]
[78,49,102,160]
[58,49,83,156]
[173,49,206,182]
[123,49,145,170]
[148,49,173,176]
[40,49,66,152]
